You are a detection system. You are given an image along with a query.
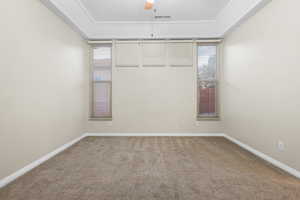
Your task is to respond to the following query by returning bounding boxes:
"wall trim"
[40,0,89,39]
[0,135,85,189]
[84,133,225,137]
[86,133,300,179]
[42,0,272,39]
[220,0,272,36]
[76,0,217,25]
[1,132,299,189]
[224,134,300,179]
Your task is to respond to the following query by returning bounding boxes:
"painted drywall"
[87,43,223,133]
[223,0,300,171]
[42,0,271,39]
[0,0,88,179]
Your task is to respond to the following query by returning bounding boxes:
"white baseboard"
[1,132,299,189]
[0,133,223,188]
[85,133,300,179]
[224,134,300,179]
[0,135,85,188]
[84,133,226,137]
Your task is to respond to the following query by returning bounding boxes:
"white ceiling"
[41,0,272,39]
[80,0,230,22]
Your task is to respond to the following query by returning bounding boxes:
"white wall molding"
[2,132,299,189]
[216,0,272,36]
[0,132,224,188]
[0,135,85,188]
[75,0,96,24]
[85,133,300,179]
[88,20,219,39]
[75,0,217,25]
[40,0,272,39]
[40,0,89,39]
[84,133,225,137]
[224,135,300,179]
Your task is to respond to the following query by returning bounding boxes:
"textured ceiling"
[80,0,231,21]
[42,0,272,39]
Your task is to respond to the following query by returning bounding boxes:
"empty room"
[1,0,300,199]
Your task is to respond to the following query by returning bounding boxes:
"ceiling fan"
[144,0,155,10]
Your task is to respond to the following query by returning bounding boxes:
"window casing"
[197,44,219,120]
[90,45,112,119]
[89,41,220,121]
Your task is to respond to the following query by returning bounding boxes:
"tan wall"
[87,43,224,134]
[223,0,300,171]
[0,0,88,179]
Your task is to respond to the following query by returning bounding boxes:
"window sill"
[89,117,112,121]
[197,116,220,121]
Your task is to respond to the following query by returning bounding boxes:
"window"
[91,45,112,119]
[197,44,219,119]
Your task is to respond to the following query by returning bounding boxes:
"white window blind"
[91,45,112,118]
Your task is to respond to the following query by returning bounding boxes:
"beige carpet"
[0,137,299,200]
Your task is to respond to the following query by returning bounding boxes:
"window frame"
[89,44,113,121]
[196,43,220,121]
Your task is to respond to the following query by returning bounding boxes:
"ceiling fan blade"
[144,0,154,10]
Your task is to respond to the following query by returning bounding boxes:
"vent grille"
[154,15,172,19]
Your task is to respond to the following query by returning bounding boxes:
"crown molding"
[93,20,217,25]
[216,0,272,36]
[41,0,272,39]
[75,0,97,23]
[40,0,88,39]
[76,0,216,25]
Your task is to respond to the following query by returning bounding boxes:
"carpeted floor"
[0,137,300,200]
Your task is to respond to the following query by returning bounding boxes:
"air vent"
[154,15,172,19]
